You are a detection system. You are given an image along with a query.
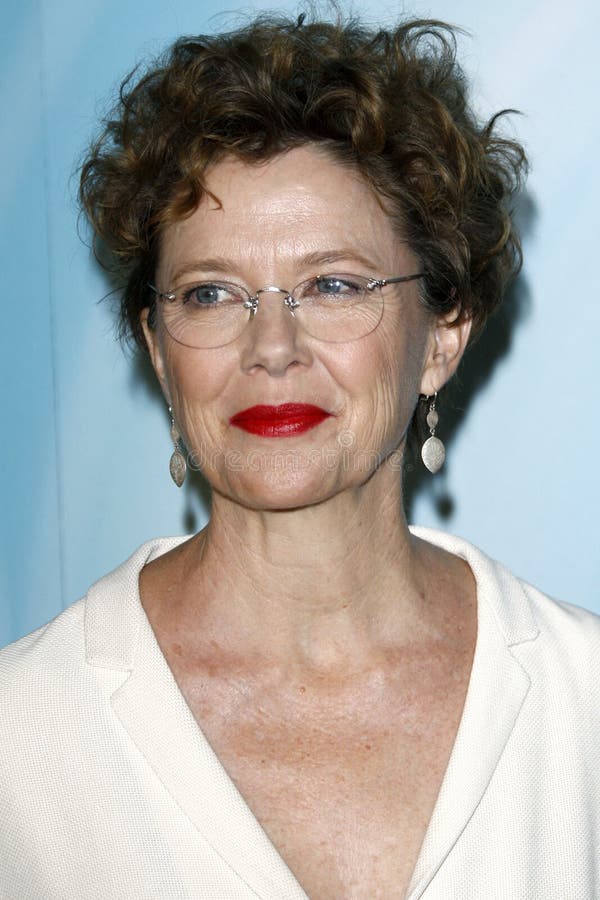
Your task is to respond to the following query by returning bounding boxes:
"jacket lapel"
[406,528,539,898]
[86,539,308,900]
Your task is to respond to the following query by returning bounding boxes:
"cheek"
[342,323,427,437]
[162,343,234,443]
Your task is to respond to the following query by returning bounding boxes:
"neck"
[150,461,455,675]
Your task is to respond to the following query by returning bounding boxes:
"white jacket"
[1,528,599,899]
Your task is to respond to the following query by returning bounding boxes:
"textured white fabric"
[1,528,599,899]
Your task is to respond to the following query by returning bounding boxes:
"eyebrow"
[169,258,231,284]
[168,248,382,285]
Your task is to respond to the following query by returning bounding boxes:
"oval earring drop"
[168,407,187,487]
[421,393,445,474]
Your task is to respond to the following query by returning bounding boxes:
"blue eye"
[182,283,228,305]
[318,277,342,294]
[315,276,361,296]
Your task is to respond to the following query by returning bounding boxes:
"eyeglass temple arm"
[373,273,425,289]
[148,283,177,301]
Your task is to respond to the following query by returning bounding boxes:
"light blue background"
[1,0,599,647]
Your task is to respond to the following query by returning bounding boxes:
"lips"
[230,403,332,437]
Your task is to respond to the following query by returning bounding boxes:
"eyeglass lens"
[159,274,390,348]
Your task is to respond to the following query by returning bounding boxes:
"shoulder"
[410,524,600,624]
[0,535,187,690]
[410,525,600,689]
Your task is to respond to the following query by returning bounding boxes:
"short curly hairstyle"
[79,12,527,350]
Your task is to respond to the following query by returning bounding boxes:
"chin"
[211,461,345,512]
[210,448,391,512]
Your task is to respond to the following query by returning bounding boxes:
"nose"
[238,287,312,377]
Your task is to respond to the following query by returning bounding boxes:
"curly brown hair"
[79,12,527,350]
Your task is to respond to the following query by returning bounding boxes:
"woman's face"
[142,145,467,510]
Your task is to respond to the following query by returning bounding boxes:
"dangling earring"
[168,407,187,487]
[421,392,445,474]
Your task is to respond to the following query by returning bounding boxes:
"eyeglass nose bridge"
[243,285,300,317]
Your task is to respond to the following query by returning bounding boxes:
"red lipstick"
[230,403,332,437]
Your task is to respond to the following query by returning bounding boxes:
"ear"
[140,308,171,404]
[419,312,472,397]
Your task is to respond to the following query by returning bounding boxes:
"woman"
[1,13,598,899]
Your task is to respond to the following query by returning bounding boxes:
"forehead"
[158,145,414,279]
